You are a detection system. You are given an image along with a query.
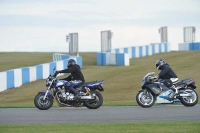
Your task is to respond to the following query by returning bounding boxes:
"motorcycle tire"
[180,89,198,107]
[136,90,155,108]
[34,93,53,110]
[84,91,103,109]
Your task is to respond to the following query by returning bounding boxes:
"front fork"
[43,89,50,100]
[43,85,51,100]
[43,79,55,100]
[143,89,150,97]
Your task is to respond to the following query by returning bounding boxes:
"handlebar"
[53,71,59,77]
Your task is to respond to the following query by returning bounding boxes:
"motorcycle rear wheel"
[34,93,53,110]
[84,91,103,109]
[180,89,198,107]
[136,91,155,108]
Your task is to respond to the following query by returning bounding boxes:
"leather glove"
[55,70,60,75]
[57,70,61,73]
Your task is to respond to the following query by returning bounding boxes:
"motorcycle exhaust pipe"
[80,96,94,99]
[179,93,192,97]
[80,94,96,99]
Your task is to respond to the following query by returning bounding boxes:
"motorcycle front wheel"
[180,89,198,107]
[136,90,155,108]
[84,91,103,109]
[34,93,53,110]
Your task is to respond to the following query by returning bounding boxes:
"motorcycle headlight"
[46,77,52,87]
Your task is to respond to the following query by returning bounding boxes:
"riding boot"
[169,85,178,99]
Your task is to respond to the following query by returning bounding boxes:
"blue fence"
[53,53,82,68]
[111,43,170,58]
[97,53,129,66]
[0,55,82,92]
[97,43,170,66]
[179,42,200,51]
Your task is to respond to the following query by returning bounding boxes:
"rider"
[56,59,85,100]
[156,59,179,97]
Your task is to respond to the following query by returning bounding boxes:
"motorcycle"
[136,72,198,108]
[34,68,104,110]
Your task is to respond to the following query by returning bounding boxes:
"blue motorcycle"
[34,68,104,110]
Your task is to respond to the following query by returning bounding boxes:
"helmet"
[155,59,166,70]
[67,59,76,68]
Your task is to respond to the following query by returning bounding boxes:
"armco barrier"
[179,42,200,51]
[97,53,129,66]
[0,56,82,92]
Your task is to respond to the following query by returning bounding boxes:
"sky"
[0,0,200,52]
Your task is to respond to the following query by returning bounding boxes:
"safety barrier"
[53,53,70,61]
[97,53,129,66]
[53,53,82,68]
[0,56,82,92]
[178,42,200,51]
[111,43,170,58]
[97,43,170,66]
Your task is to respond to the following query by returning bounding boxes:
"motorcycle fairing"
[156,94,180,103]
[158,89,173,101]
[143,83,161,95]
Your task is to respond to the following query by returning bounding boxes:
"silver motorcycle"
[136,72,198,108]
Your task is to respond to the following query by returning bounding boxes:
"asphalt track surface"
[0,105,200,124]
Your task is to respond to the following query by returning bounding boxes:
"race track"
[0,105,200,124]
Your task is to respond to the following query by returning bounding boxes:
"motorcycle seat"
[175,82,187,89]
[182,78,194,84]
[176,82,183,86]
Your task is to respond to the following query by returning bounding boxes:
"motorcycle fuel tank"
[55,80,70,87]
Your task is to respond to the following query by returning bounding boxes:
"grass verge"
[0,122,200,133]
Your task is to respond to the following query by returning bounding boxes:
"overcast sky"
[0,0,200,52]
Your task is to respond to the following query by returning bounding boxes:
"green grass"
[0,122,200,133]
[0,52,55,71]
[0,51,200,107]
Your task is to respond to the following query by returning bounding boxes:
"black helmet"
[67,59,76,68]
[156,59,166,70]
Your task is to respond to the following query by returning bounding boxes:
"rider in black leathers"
[156,60,178,79]
[56,59,85,99]
[156,59,179,96]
